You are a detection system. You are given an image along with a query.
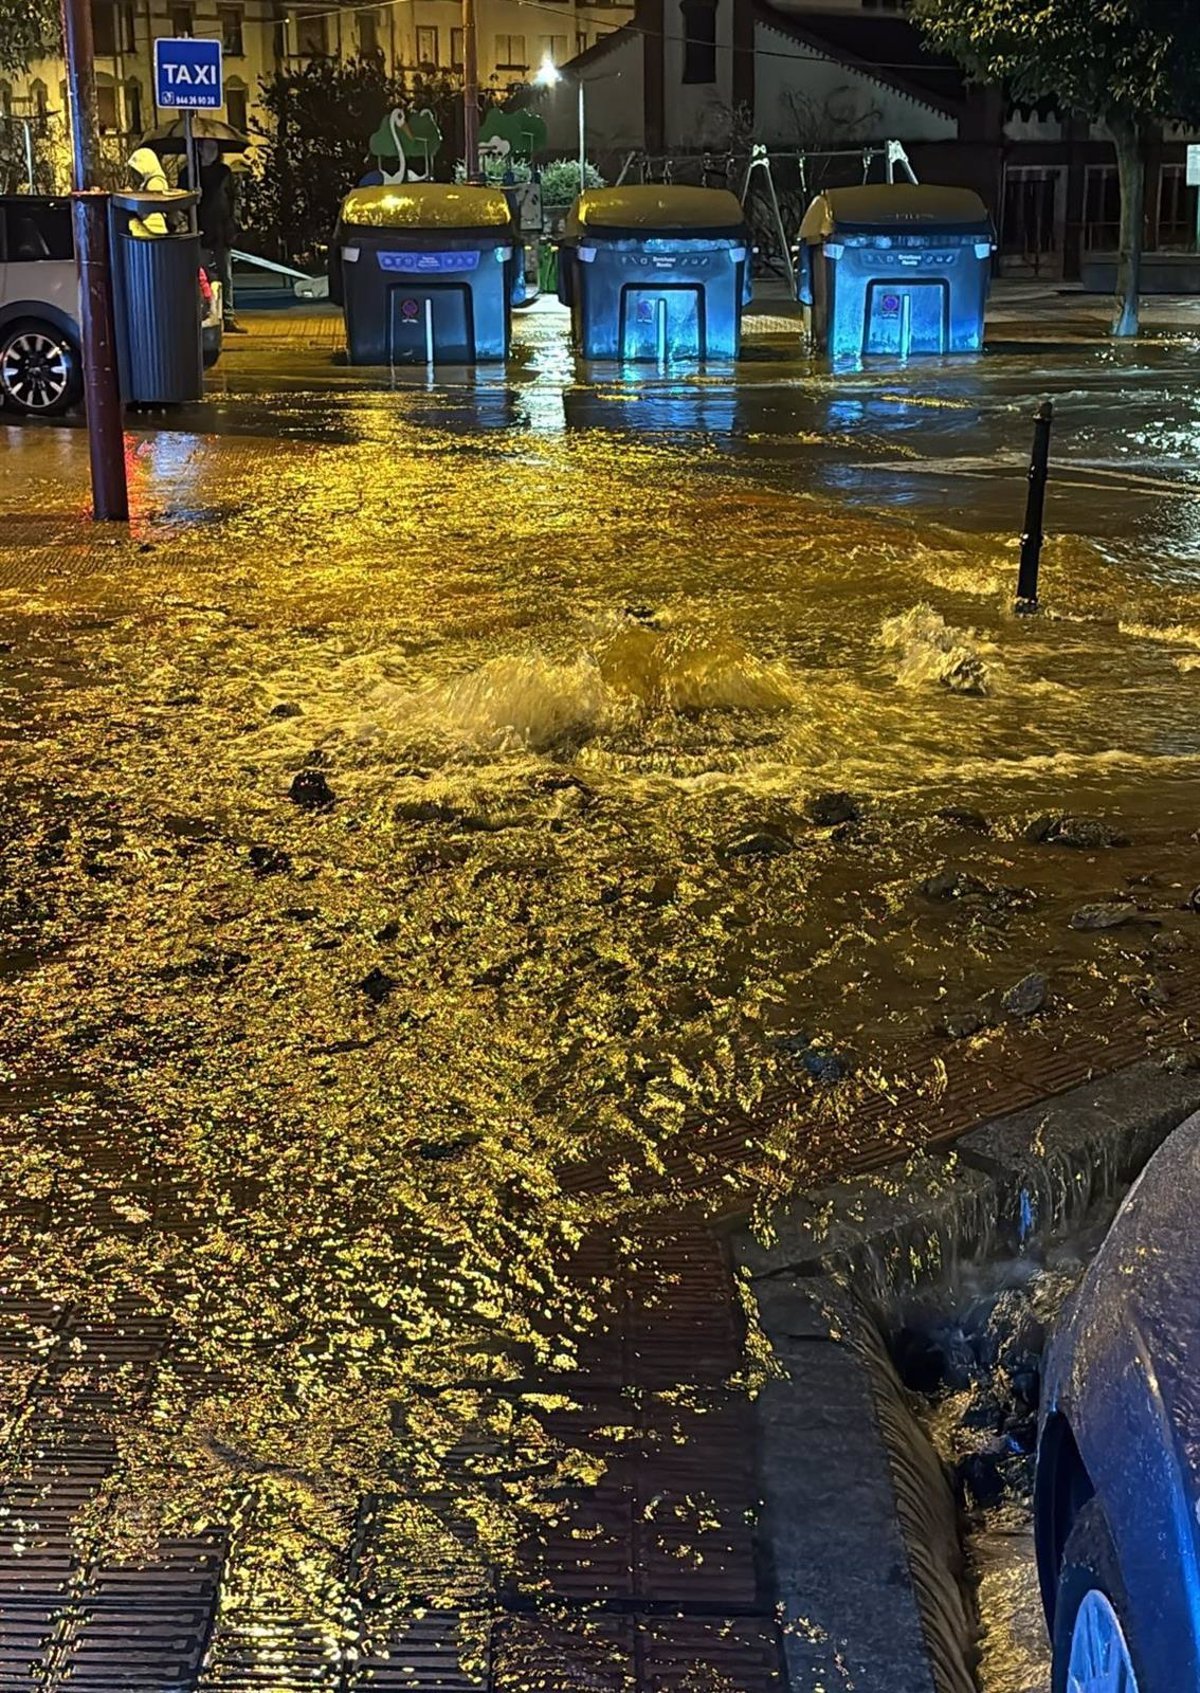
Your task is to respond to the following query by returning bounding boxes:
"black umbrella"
[141,115,248,153]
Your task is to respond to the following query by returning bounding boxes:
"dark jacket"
[186,157,236,249]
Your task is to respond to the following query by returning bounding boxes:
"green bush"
[454,155,533,185]
[538,156,605,206]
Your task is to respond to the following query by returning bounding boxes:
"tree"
[0,0,58,72]
[240,59,470,266]
[913,0,1200,335]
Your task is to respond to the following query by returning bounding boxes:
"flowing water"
[2,305,1200,1659]
[890,1205,1121,1693]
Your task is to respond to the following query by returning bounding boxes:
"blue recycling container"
[330,184,523,365]
[797,185,994,359]
[557,186,752,361]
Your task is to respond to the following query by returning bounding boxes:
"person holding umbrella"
[143,115,249,330]
[185,137,244,332]
[174,137,240,331]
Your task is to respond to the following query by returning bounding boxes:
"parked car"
[0,194,219,416]
[1035,1109,1200,1693]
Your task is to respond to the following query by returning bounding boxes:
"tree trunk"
[1110,115,1145,338]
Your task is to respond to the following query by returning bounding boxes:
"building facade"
[0,0,632,190]
[533,0,1200,281]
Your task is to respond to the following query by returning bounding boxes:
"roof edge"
[749,0,963,120]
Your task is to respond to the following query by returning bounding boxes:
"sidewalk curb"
[729,1059,1200,1693]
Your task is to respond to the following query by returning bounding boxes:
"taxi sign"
[154,36,223,110]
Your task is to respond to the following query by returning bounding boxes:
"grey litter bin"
[797,185,994,360]
[557,186,751,360]
[330,184,522,365]
[110,189,204,404]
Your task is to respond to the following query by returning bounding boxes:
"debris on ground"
[1001,973,1048,1019]
[289,769,337,810]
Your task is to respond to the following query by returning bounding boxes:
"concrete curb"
[730,1059,1200,1693]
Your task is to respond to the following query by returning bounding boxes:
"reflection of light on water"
[126,430,208,518]
[520,328,572,434]
[563,372,738,437]
[11,335,1200,1672]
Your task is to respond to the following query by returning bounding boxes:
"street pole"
[60,0,129,520]
[462,0,479,181]
[578,78,585,188]
[21,117,35,191]
[185,107,197,202]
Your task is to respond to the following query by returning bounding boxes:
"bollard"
[1015,399,1053,614]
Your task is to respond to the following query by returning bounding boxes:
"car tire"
[0,320,82,416]
[1052,1497,1145,1693]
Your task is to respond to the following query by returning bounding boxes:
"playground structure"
[613,139,920,294]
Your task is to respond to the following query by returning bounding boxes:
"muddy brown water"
[1,310,1199,1663]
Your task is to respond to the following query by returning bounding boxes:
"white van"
[0,194,222,416]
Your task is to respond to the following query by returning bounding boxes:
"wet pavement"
[2,290,1200,1687]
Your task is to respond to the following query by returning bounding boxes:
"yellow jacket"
[127,147,169,237]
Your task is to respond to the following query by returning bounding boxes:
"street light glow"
[533,49,562,87]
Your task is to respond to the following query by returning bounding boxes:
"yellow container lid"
[339,184,514,230]
[799,185,991,240]
[566,186,746,238]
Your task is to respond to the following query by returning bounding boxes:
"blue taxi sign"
[153,36,223,110]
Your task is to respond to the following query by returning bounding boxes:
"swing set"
[613,137,918,293]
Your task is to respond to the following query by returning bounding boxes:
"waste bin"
[797,185,994,360]
[330,185,522,365]
[110,189,204,404]
[557,186,752,360]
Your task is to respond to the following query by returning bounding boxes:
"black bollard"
[1015,400,1053,614]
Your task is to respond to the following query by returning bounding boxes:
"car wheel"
[1053,1498,1144,1693]
[0,321,82,416]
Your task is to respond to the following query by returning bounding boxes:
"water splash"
[360,618,796,757]
[878,604,991,695]
[375,654,616,754]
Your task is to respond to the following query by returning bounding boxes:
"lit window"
[451,25,463,65]
[416,24,438,62]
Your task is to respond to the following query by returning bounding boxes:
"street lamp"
[533,52,586,193]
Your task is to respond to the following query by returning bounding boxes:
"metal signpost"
[461,0,479,180]
[60,0,128,519]
[153,36,223,195]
